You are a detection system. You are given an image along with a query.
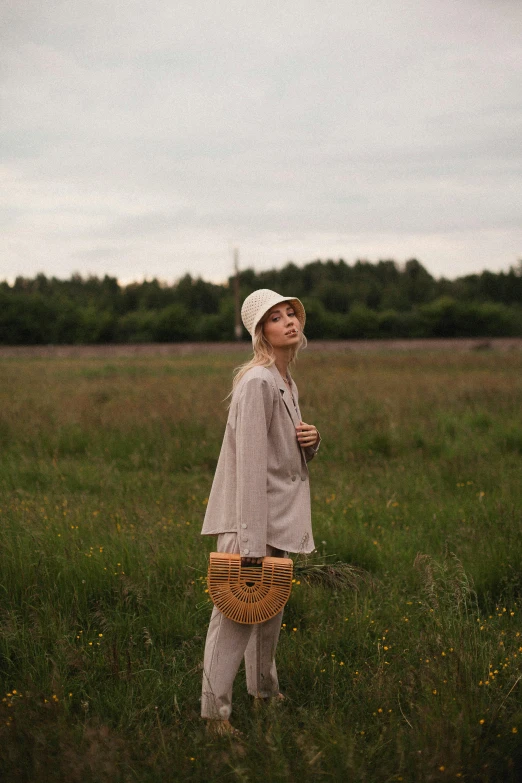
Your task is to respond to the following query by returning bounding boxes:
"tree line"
[1,258,521,344]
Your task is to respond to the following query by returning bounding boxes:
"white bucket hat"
[241,288,306,340]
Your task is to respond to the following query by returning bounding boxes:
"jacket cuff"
[304,431,321,460]
[238,527,266,557]
[238,542,265,558]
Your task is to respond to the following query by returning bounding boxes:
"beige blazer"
[201,364,319,557]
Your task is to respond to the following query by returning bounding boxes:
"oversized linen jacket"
[201,363,319,558]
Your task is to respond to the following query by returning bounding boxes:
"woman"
[200,288,320,736]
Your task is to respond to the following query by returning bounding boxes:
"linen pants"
[201,532,285,720]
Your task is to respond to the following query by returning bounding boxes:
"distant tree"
[153,304,191,342]
[278,262,306,296]
[316,281,351,313]
[401,259,437,305]
[0,291,57,344]
[343,304,379,338]
[175,275,222,313]
[115,310,158,343]
[1,259,521,343]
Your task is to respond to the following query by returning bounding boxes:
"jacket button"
[291,475,296,481]
[243,549,250,555]
[241,523,247,529]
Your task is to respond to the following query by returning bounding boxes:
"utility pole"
[233,248,242,340]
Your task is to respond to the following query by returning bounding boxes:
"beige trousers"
[201,532,285,720]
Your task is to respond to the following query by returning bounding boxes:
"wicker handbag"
[207,552,294,624]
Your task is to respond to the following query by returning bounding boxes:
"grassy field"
[0,349,521,782]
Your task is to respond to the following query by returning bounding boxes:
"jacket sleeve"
[303,432,321,462]
[235,375,274,558]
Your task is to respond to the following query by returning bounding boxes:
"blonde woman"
[200,288,320,736]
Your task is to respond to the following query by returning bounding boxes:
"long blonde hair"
[229,319,307,401]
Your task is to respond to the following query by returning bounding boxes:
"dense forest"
[1,258,521,344]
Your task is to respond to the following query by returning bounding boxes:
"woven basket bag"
[207,552,293,624]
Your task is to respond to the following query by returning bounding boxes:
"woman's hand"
[296,420,319,448]
[241,557,264,565]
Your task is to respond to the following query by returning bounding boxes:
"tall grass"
[0,350,521,782]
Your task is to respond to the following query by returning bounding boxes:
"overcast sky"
[1,0,521,285]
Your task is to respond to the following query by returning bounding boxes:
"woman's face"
[262,301,301,349]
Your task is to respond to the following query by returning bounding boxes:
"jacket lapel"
[290,378,302,420]
[268,365,308,469]
[267,364,301,427]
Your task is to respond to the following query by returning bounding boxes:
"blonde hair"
[229,319,307,401]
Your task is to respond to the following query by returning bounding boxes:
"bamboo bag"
[207,552,294,624]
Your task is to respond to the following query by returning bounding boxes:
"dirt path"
[0,337,521,358]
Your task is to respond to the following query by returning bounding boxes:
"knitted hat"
[241,289,306,340]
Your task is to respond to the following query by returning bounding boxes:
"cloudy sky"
[1,0,521,285]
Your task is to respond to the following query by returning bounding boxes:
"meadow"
[0,348,521,782]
